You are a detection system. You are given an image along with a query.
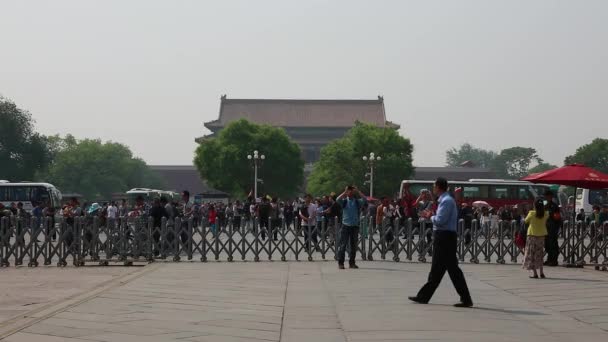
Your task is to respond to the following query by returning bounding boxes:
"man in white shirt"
[107,201,118,220]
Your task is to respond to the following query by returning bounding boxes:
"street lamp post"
[363,152,381,198]
[247,150,265,199]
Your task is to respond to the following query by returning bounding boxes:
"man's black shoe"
[454,301,473,308]
[338,264,345,270]
[349,264,359,269]
[408,296,428,304]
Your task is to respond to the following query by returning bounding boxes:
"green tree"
[194,119,304,198]
[307,122,414,197]
[445,143,497,168]
[0,96,52,181]
[564,138,608,173]
[39,137,164,200]
[528,162,558,174]
[446,143,550,179]
[492,147,542,179]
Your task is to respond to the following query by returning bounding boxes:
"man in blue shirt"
[336,186,367,269]
[409,178,473,308]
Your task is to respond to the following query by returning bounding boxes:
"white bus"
[124,189,180,206]
[0,182,63,212]
[575,188,608,213]
[125,188,160,206]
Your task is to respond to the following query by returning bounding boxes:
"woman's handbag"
[515,232,526,249]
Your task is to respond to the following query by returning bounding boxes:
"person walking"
[523,199,548,279]
[336,186,367,270]
[409,178,473,308]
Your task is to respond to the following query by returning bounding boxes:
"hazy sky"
[1,0,607,167]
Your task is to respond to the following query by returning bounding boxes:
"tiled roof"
[205,96,399,129]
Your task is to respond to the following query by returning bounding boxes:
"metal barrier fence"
[1,216,607,268]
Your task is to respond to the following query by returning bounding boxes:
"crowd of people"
[3,185,607,264]
[3,186,606,244]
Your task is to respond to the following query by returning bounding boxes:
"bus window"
[408,184,433,197]
[589,190,608,206]
[532,186,549,198]
[576,188,584,201]
[52,189,62,208]
[518,186,535,200]
[0,187,8,201]
[490,185,510,199]
[13,187,30,202]
[31,187,50,204]
[463,186,489,199]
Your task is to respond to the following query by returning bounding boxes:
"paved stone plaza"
[1,261,608,342]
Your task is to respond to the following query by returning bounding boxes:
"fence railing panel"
[1,216,607,268]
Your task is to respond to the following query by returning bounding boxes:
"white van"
[575,188,608,213]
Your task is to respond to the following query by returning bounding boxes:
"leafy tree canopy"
[528,162,558,175]
[0,96,52,181]
[194,119,304,198]
[38,136,164,200]
[446,143,549,179]
[565,138,608,174]
[307,122,414,197]
[493,146,543,179]
[446,143,497,169]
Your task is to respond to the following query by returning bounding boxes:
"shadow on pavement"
[540,277,604,282]
[471,307,549,316]
[360,267,416,273]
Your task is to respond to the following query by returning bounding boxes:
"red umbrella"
[521,164,608,190]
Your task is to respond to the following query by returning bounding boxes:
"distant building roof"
[413,167,496,181]
[204,95,400,129]
[149,165,228,197]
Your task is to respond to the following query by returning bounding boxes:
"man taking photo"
[336,185,367,270]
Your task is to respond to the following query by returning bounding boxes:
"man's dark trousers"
[303,225,318,251]
[545,225,560,264]
[416,230,472,303]
[338,225,359,265]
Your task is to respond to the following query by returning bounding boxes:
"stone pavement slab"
[0,266,138,324]
[1,261,608,342]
